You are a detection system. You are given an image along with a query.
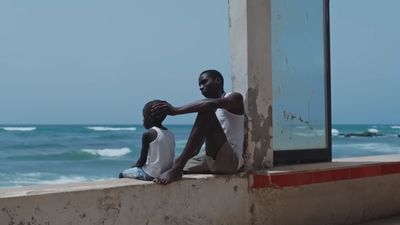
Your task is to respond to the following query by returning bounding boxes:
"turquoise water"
[333,124,400,158]
[0,125,188,188]
[1,124,400,188]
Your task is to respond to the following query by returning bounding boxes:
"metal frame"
[274,0,332,166]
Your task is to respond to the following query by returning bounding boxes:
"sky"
[331,0,400,124]
[0,0,231,125]
[0,0,399,125]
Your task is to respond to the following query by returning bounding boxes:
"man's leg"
[154,110,227,184]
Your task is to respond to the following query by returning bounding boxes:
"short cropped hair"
[143,100,167,123]
[200,69,224,86]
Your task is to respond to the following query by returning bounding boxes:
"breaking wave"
[333,143,399,153]
[6,148,132,161]
[81,147,131,157]
[2,127,36,131]
[331,129,339,136]
[0,172,108,187]
[86,126,136,131]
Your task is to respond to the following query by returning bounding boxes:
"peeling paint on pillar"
[246,84,273,170]
[229,0,273,170]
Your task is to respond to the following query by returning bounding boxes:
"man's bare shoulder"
[225,92,243,102]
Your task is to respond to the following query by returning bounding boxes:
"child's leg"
[120,167,154,181]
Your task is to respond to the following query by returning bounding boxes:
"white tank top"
[215,92,245,169]
[142,126,175,178]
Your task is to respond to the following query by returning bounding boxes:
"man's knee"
[197,110,216,120]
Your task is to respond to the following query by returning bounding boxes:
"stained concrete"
[2,158,400,225]
[354,216,400,225]
[229,0,273,170]
[0,175,249,225]
[251,173,400,225]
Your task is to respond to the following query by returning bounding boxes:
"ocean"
[1,124,400,188]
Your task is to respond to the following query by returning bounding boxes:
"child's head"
[142,100,167,129]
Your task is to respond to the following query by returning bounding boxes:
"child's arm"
[134,129,157,167]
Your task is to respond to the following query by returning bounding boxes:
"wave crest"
[0,172,108,187]
[367,128,379,133]
[86,126,136,131]
[2,127,36,131]
[81,147,131,157]
[331,129,340,136]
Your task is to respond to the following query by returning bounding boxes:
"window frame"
[273,0,332,166]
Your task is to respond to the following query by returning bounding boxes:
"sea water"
[1,124,400,188]
[0,125,188,188]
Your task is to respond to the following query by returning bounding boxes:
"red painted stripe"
[252,162,400,188]
[381,163,400,175]
[349,165,381,179]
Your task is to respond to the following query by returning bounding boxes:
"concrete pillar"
[229,0,273,170]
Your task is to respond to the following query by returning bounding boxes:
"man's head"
[198,70,224,98]
[143,100,166,129]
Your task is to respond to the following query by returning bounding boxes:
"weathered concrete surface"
[0,175,249,225]
[250,173,400,225]
[229,0,273,170]
[2,158,400,225]
[354,216,400,225]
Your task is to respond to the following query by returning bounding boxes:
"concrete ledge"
[0,174,218,198]
[1,155,400,225]
[355,216,400,225]
[0,174,249,225]
[250,155,400,225]
[252,154,400,188]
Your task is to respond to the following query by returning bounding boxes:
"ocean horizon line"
[0,124,193,126]
[0,123,399,126]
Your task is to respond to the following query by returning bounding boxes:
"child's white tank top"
[142,126,175,178]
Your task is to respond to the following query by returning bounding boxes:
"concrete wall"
[2,160,400,225]
[251,174,400,225]
[0,175,249,225]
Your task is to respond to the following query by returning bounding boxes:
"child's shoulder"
[142,128,158,143]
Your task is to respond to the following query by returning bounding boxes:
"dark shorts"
[183,141,240,174]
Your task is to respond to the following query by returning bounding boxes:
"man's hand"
[151,101,174,118]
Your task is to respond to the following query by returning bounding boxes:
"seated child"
[119,100,175,181]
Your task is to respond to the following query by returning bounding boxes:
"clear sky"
[0,0,399,125]
[331,0,400,124]
[0,0,231,125]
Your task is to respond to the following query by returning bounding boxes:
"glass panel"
[272,0,327,150]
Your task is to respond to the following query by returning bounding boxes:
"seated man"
[152,69,245,184]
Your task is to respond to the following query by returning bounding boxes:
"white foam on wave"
[81,147,131,157]
[368,128,379,133]
[0,172,110,187]
[2,127,36,131]
[331,129,339,136]
[391,125,400,129]
[333,143,399,153]
[86,126,136,131]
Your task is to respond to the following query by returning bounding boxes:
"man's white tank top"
[142,126,175,178]
[215,92,245,169]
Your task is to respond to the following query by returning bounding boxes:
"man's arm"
[152,92,244,117]
[133,129,157,167]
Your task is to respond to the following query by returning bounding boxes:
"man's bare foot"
[154,167,183,185]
